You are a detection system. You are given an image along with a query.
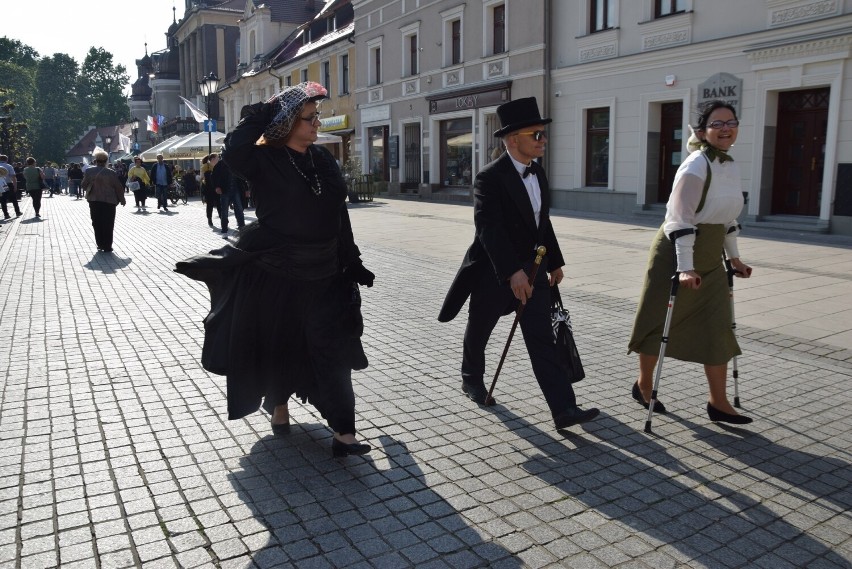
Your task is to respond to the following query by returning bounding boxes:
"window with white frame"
[590,0,616,33]
[655,0,687,17]
[285,75,292,87]
[401,22,420,77]
[301,68,308,83]
[339,53,350,94]
[483,1,506,56]
[367,37,382,85]
[441,6,464,67]
[322,60,331,92]
[586,107,610,186]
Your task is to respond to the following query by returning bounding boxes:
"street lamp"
[198,71,220,156]
[104,135,113,163]
[131,117,140,155]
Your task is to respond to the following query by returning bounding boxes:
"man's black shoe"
[462,381,496,406]
[554,406,600,429]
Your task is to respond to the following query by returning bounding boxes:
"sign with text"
[698,73,742,116]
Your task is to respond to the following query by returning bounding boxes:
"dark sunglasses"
[515,130,547,141]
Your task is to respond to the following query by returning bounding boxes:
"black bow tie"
[523,165,535,179]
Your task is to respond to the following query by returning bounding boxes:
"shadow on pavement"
[226,433,520,567]
[83,252,132,273]
[478,405,849,567]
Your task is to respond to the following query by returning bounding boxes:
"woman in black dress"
[176,82,374,457]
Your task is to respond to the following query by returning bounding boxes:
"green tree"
[77,47,130,128]
[0,96,31,162]
[32,54,81,163]
[0,60,36,132]
[0,37,39,70]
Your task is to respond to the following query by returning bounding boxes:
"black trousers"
[133,189,146,206]
[27,190,42,215]
[1,190,21,217]
[462,264,576,416]
[89,201,118,250]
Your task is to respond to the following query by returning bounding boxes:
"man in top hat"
[438,97,599,430]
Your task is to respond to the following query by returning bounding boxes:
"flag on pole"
[180,96,208,123]
[146,115,157,133]
[119,133,132,152]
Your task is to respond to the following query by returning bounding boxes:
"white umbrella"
[139,136,183,162]
[166,131,227,160]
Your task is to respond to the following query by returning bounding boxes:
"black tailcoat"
[438,153,564,322]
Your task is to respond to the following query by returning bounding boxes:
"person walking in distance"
[150,153,173,212]
[209,153,245,234]
[438,97,599,430]
[127,157,151,209]
[0,155,21,219]
[22,157,45,218]
[81,151,126,252]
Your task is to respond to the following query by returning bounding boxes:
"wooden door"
[771,88,829,215]
[657,102,683,203]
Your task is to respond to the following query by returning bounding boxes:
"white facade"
[550,0,852,235]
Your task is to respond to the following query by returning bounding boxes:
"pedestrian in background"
[201,154,218,226]
[150,154,172,212]
[0,155,21,219]
[68,163,84,199]
[628,100,753,425]
[438,97,600,430]
[127,157,150,209]
[81,151,126,252]
[58,164,68,194]
[22,157,45,218]
[43,162,57,197]
[209,153,245,234]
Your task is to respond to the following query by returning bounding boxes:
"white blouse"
[663,150,744,272]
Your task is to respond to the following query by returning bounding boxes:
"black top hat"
[493,97,552,138]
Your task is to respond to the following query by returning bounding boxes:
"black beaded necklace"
[285,147,322,195]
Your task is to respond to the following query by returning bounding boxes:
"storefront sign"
[699,73,742,115]
[427,81,511,114]
[360,104,390,124]
[319,114,348,131]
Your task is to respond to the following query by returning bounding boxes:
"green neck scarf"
[701,143,734,163]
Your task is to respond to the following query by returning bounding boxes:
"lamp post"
[104,135,113,163]
[198,72,220,157]
[131,118,140,155]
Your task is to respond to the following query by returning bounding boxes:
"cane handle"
[534,245,546,264]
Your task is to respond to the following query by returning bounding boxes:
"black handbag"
[551,285,585,383]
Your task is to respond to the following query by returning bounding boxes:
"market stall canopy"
[139,136,183,162]
[166,131,227,160]
[315,132,343,145]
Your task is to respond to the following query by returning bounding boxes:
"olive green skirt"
[628,224,740,365]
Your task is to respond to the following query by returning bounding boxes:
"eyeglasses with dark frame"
[515,130,547,141]
[299,112,322,123]
[706,119,739,129]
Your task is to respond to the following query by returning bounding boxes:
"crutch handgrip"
[485,245,547,404]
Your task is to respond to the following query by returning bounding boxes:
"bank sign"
[698,73,742,116]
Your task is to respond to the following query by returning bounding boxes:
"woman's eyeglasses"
[706,119,739,129]
[515,130,547,141]
[299,112,322,123]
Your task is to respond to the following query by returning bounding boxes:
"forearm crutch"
[724,224,742,407]
[486,246,547,405]
[645,229,693,434]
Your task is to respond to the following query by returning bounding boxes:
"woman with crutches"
[628,100,753,425]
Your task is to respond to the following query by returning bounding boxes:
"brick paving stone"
[2,196,851,568]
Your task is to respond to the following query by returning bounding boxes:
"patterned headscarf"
[263,81,328,141]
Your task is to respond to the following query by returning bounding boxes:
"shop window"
[441,118,473,187]
[586,108,609,186]
[368,126,388,181]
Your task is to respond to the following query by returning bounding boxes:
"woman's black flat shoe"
[271,421,290,435]
[632,382,667,414]
[332,438,371,457]
[707,403,752,425]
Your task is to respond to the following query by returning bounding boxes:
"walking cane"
[645,230,694,434]
[485,245,547,405]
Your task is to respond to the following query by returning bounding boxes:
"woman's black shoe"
[707,403,753,425]
[332,438,371,457]
[271,421,290,435]
[632,382,667,414]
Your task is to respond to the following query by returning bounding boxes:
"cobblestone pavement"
[0,191,850,569]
